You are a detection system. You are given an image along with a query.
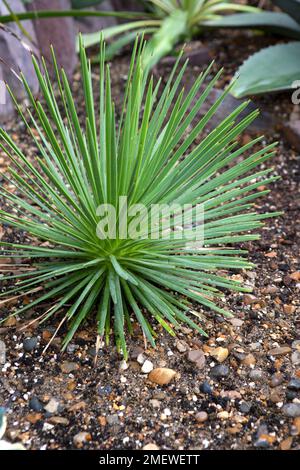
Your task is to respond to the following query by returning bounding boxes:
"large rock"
[0,0,39,122]
[27,0,77,79]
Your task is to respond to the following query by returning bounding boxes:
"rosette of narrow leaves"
[0,37,279,358]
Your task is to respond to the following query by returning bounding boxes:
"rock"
[217,411,229,419]
[143,443,160,450]
[268,346,291,356]
[73,431,92,448]
[292,340,300,350]
[229,318,244,327]
[283,304,296,314]
[23,337,38,352]
[210,347,229,363]
[280,436,293,451]
[220,390,241,400]
[195,411,208,423]
[0,340,6,364]
[239,401,252,414]
[187,349,206,369]
[290,271,300,281]
[282,119,300,152]
[48,416,69,425]
[176,340,188,353]
[141,360,154,374]
[242,353,256,366]
[0,0,39,122]
[282,403,300,418]
[119,360,128,371]
[26,0,77,80]
[270,373,284,388]
[288,378,300,391]
[60,361,79,373]
[44,398,60,414]
[249,342,262,351]
[137,353,146,365]
[106,414,119,425]
[286,390,298,401]
[210,364,229,380]
[149,399,161,409]
[130,346,144,359]
[29,396,44,412]
[291,351,300,365]
[200,381,212,394]
[243,294,258,305]
[249,369,265,383]
[148,368,177,385]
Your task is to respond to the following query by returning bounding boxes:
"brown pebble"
[148,368,177,385]
[268,346,291,356]
[195,411,208,423]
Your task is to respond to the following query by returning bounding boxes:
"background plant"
[0,37,279,358]
[206,0,300,97]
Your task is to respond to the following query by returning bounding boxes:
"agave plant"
[81,0,259,67]
[0,37,279,358]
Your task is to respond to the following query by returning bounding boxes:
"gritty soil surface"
[0,30,299,450]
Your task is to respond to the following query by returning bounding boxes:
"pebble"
[288,378,300,391]
[106,414,119,425]
[29,396,44,412]
[210,347,229,363]
[239,401,252,414]
[217,411,229,419]
[270,373,284,388]
[200,381,212,394]
[60,362,79,373]
[141,360,154,374]
[48,416,69,425]
[242,353,256,366]
[149,399,161,408]
[249,342,262,351]
[291,351,300,365]
[282,403,300,418]
[176,340,188,353]
[44,398,60,414]
[249,369,265,383]
[23,337,38,352]
[119,360,128,371]
[187,349,206,369]
[148,368,177,385]
[130,346,144,359]
[268,346,291,356]
[229,318,244,327]
[195,411,208,423]
[137,353,146,365]
[243,294,258,305]
[143,443,160,450]
[73,432,92,447]
[210,364,229,379]
[0,340,6,364]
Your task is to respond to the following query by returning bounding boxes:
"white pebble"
[141,360,153,374]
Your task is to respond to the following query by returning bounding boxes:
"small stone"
[141,360,154,374]
[60,361,79,374]
[26,413,42,424]
[242,353,256,366]
[290,271,300,281]
[249,369,265,383]
[44,398,60,414]
[73,432,92,448]
[200,381,212,394]
[283,403,300,418]
[268,346,291,356]
[286,390,297,401]
[243,294,258,305]
[249,342,262,351]
[187,349,206,369]
[217,411,229,419]
[137,353,146,365]
[288,378,300,391]
[4,316,17,327]
[130,346,144,359]
[291,351,300,365]
[119,360,128,371]
[143,443,160,450]
[48,416,69,425]
[0,340,6,364]
[261,286,278,294]
[149,399,161,408]
[195,411,208,423]
[106,414,119,425]
[176,340,188,353]
[270,373,284,388]
[292,340,300,350]
[210,364,229,380]
[210,347,229,363]
[239,401,252,413]
[229,318,244,327]
[283,304,296,314]
[293,417,300,435]
[220,390,241,400]
[280,436,293,451]
[23,337,38,352]
[29,396,44,412]
[148,368,177,385]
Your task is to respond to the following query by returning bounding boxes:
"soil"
[0,30,299,450]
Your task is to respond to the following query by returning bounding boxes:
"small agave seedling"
[0,37,279,358]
